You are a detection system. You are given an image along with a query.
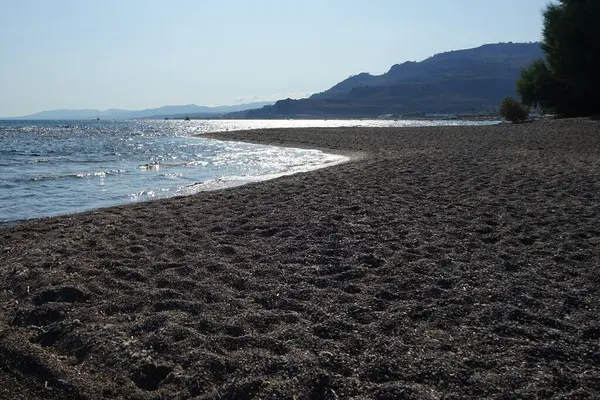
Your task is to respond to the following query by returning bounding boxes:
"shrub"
[499,97,529,123]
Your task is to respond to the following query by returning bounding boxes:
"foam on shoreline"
[176,149,349,196]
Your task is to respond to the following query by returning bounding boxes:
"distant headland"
[232,42,543,119]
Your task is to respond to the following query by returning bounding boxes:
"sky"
[0,0,550,117]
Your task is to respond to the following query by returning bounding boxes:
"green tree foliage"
[517,0,600,116]
[500,97,529,123]
[517,60,559,113]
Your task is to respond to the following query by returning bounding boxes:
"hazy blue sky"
[0,0,550,117]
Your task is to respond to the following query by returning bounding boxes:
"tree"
[517,59,563,114]
[517,1,600,116]
[500,97,529,123]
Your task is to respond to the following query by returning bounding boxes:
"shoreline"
[199,131,367,161]
[1,118,600,399]
[0,136,355,227]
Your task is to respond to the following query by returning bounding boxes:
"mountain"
[4,102,273,120]
[233,42,543,118]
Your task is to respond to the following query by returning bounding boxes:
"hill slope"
[237,43,543,118]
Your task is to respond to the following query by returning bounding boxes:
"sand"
[1,118,599,399]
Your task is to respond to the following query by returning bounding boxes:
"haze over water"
[0,119,497,224]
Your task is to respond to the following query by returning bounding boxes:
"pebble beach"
[1,118,599,399]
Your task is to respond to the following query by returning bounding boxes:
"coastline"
[1,118,600,398]
[199,131,367,163]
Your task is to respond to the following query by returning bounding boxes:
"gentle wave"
[31,169,128,181]
[176,153,348,196]
[138,160,209,169]
[129,188,171,200]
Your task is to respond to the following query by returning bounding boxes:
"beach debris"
[139,162,160,170]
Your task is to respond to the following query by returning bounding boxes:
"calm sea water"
[0,119,498,224]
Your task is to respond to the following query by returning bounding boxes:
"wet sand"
[1,119,599,399]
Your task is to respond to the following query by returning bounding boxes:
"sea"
[0,119,498,224]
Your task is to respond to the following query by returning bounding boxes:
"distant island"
[2,102,272,121]
[231,42,543,119]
